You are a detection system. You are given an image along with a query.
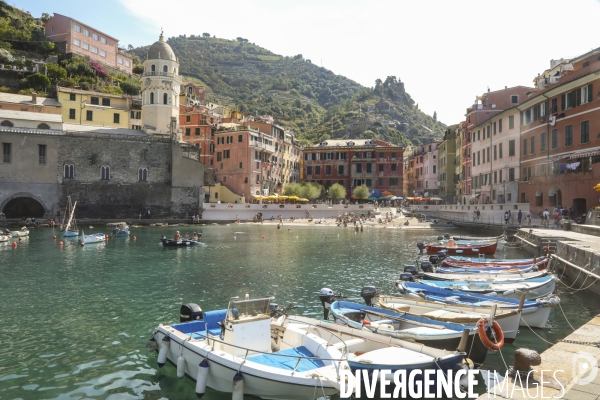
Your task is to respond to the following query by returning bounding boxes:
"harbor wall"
[201,203,376,221]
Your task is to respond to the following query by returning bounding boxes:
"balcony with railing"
[143,71,175,77]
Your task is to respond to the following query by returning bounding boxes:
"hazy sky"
[14,0,600,126]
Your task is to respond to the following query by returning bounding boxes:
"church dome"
[147,33,176,61]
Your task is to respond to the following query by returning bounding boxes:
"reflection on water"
[0,225,598,399]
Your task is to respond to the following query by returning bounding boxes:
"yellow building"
[57,86,132,129]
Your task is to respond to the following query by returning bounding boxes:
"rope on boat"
[557,301,575,332]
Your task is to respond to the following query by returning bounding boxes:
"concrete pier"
[477,315,600,399]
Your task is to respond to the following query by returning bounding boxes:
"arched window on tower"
[139,167,148,182]
[64,164,74,178]
[151,64,156,72]
[163,93,168,105]
[163,65,168,73]
[150,92,154,104]
[101,166,110,180]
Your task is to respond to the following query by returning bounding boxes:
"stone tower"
[140,32,183,139]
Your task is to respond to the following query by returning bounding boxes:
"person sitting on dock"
[174,231,181,241]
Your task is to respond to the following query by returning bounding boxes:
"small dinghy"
[397,281,559,328]
[443,257,549,270]
[408,275,556,300]
[0,230,11,242]
[326,300,491,367]
[148,297,348,399]
[422,270,548,282]
[111,223,130,237]
[160,237,201,247]
[445,255,548,265]
[419,241,498,255]
[10,226,29,237]
[79,231,106,245]
[435,264,538,274]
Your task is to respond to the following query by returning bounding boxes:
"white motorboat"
[10,227,29,237]
[79,231,106,245]
[397,281,559,328]
[0,232,11,242]
[422,270,548,282]
[149,297,348,399]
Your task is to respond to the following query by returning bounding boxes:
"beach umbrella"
[381,191,393,197]
[368,197,378,201]
[298,198,309,202]
[369,190,382,198]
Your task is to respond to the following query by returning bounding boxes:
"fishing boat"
[435,264,538,274]
[397,281,559,328]
[371,292,521,344]
[418,241,498,255]
[445,255,547,265]
[61,197,79,237]
[148,297,348,399]
[79,231,106,245]
[0,230,11,241]
[421,270,548,282]
[440,238,506,251]
[111,223,130,237]
[327,300,491,367]
[407,275,556,300]
[160,237,202,247]
[10,226,29,237]
[281,314,470,383]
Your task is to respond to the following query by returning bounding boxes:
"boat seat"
[171,309,227,337]
[248,346,325,372]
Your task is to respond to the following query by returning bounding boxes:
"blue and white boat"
[435,264,537,274]
[328,301,490,367]
[445,255,547,264]
[413,275,556,300]
[397,281,559,328]
[111,223,130,236]
[79,231,106,245]
[149,297,348,400]
[283,315,470,384]
[61,196,79,237]
[423,269,548,282]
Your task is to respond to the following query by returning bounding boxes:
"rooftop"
[0,109,63,123]
[57,86,129,99]
[0,92,61,107]
[63,123,147,136]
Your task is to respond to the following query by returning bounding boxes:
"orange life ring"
[362,320,371,326]
[477,318,504,351]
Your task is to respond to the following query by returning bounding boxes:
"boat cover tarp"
[248,346,324,372]
[172,310,227,336]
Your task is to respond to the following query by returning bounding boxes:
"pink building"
[411,142,438,197]
[45,13,133,74]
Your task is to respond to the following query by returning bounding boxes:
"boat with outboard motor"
[111,223,130,237]
[418,241,498,255]
[160,236,202,247]
[79,231,106,245]
[10,226,29,237]
[325,300,491,367]
[397,281,559,328]
[148,296,348,399]
[420,270,549,282]
[444,255,548,266]
[406,275,556,300]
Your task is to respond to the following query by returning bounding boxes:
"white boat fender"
[195,359,209,398]
[176,355,185,378]
[503,289,515,296]
[548,296,560,305]
[232,371,244,400]
[157,336,170,367]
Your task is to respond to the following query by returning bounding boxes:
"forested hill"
[135,35,446,146]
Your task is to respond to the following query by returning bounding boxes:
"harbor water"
[1,225,599,399]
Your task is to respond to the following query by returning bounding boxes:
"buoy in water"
[176,355,185,378]
[262,236,265,239]
[11,241,17,248]
[157,336,170,367]
[232,371,244,400]
[133,236,136,241]
[53,235,56,240]
[195,359,209,398]
[59,241,63,246]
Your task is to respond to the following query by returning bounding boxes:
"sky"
[11,0,600,126]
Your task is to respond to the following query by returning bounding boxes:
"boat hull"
[418,277,556,300]
[423,270,548,282]
[62,230,79,237]
[442,258,549,270]
[80,233,106,244]
[425,242,497,255]
[153,327,341,400]
[161,238,201,247]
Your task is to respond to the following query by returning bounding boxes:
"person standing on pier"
[517,210,523,226]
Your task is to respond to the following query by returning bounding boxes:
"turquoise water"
[1,225,599,400]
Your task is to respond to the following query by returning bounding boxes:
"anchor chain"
[558,339,600,347]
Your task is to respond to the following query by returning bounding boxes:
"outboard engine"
[436,236,443,241]
[319,288,336,320]
[269,303,280,318]
[180,303,203,323]
[360,286,380,306]
[421,261,434,273]
[421,261,433,273]
[417,242,425,253]
[429,255,439,264]
[404,265,417,275]
[399,273,415,282]
[444,233,450,239]
[436,250,448,260]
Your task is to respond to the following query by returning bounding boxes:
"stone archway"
[1,193,49,218]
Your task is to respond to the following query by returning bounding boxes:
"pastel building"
[57,87,132,129]
[45,13,133,74]
[411,142,438,197]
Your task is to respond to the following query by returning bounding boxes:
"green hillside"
[132,35,445,146]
